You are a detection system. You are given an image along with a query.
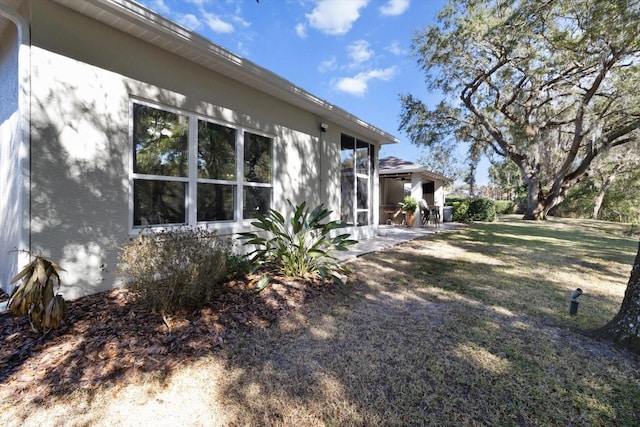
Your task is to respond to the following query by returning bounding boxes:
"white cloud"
[334,66,398,96]
[150,0,171,15]
[202,11,234,33]
[295,23,307,38]
[177,13,203,31]
[387,40,405,56]
[306,0,369,35]
[318,57,337,73]
[347,40,373,66]
[379,0,410,16]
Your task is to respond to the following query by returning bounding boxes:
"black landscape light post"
[569,288,583,316]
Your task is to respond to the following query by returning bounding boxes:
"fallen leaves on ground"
[0,274,335,404]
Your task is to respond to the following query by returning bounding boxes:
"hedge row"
[446,197,500,222]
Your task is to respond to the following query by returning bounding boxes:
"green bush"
[468,198,497,222]
[494,200,515,214]
[118,228,231,313]
[452,200,470,222]
[238,200,356,287]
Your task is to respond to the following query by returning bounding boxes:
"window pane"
[341,175,354,225]
[198,120,236,180]
[133,179,186,226]
[197,183,235,221]
[355,141,369,175]
[243,187,271,219]
[357,177,369,209]
[340,134,356,225]
[133,104,188,177]
[244,133,272,183]
[357,211,369,226]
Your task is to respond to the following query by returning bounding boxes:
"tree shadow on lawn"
[216,249,640,426]
[441,221,637,291]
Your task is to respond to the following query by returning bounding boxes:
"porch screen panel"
[341,135,356,225]
[341,134,373,226]
[355,140,370,225]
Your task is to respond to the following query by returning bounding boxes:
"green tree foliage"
[400,0,640,220]
[488,159,526,203]
[417,145,463,182]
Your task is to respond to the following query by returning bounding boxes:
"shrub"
[467,198,497,222]
[494,200,515,214]
[8,255,68,334]
[452,200,470,222]
[238,200,356,287]
[401,196,418,213]
[118,228,231,313]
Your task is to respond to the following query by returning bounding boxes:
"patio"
[334,222,463,262]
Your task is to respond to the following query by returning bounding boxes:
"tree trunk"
[591,166,620,220]
[522,175,546,220]
[597,241,640,353]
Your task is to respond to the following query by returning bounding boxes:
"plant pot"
[405,212,416,227]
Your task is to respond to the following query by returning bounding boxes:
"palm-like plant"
[8,256,67,334]
[239,200,356,289]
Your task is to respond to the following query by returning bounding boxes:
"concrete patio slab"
[334,222,464,262]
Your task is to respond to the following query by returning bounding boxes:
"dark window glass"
[198,120,236,180]
[357,177,369,209]
[197,183,235,221]
[357,212,369,226]
[355,140,369,174]
[133,179,186,226]
[133,104,188,177]
[243,187,271,219]
[244,133,272,183]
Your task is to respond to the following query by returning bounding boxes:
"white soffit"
[52,0,399,145]
[0,0,24,36]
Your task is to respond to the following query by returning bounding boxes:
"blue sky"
[135,0,488,184]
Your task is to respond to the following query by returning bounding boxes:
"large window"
[131,101,273,228]
[341,134,374,226]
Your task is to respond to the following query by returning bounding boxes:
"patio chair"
[421,199,440,229]
[420,199,430,227]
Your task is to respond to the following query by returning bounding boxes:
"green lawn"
[3,216,639,426]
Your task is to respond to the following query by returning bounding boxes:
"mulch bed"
[0,274,334,403]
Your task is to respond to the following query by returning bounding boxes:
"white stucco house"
[0,0,399,300]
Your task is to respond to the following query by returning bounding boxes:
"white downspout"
[0,4,31,312]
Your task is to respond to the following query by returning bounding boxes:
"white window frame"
[128,99,274,232]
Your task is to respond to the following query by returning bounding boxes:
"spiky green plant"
[8,256,68,334]
[238,200,356,289]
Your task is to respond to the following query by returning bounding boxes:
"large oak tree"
[399,0,640,219]
[598,241,640,352]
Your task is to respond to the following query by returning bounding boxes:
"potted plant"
[402,196,418,227]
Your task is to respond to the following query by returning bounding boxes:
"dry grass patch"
[1,216,639,426]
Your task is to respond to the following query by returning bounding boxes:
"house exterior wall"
[23,0,379,299]
[0,23,21,294]
[0,7,30,295]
